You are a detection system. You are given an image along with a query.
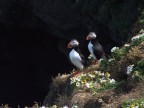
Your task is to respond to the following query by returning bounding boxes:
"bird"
[86,32,106,63]
[67,39,88,72]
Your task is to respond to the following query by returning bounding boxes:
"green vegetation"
[42,33,144,108]
[122,98,144,108]
[1,33,144,108]
[1,0,144,107]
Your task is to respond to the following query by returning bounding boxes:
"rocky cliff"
[0,0,144,107]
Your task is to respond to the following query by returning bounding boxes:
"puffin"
[67,39,87,71]
[86,32,106,62]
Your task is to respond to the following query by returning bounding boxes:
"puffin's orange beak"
[86,36,89,40]
[67,43,71,48]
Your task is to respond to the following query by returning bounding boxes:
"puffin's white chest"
[69,49,84,70]
[88,42,96,59]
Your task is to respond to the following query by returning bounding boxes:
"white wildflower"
[70,77,76,84]
[92,91,97,95]
[124,44,130,47]
[71,105,79,108]
[81,73,87,77]
[100,79,107,84]
[108,58,115,62]
[127,64,134,75]
[131,35,140,42]
[140,102,144,106]
[88,73,95,78]
[76,82,81,87]
[86,83,90,88]
[75,77,81,82]
[99,72,105,76]
[111,47,119,52]
[98,58,104,63]
[40,106,46,108]
[98,98,104,103]
[98,58,104,65]
[134,106,139,108]
[139,29,144,34]
[140,34,144,38]
[109,79,116,84]
[93,71,99,75]
[61,105,69,108]
[70,76,81,84]
[86,82,93,88]
[51,105,57,108]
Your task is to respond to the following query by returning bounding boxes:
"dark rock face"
[1,0,143,52]
[0,0,143,107]
[0,28,72,107]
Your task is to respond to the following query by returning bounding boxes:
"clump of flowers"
[71,105,79,108]
[111,45,132,61]
[70,71,116,93]
[109,33,144,61]
[98,58,109,70]
[121,98,144,108]
[125,59,144,80]
[98,98,104,103]
[111,47,119,53]
[124,44,130,47]
[40,105,57,108]
[111,46,125,60]
[62,105,69,108]
[126,64,134,75]
[125,63,144,80]
[42,105,79,108]
[108,58,115,63]
[131,33,144,46]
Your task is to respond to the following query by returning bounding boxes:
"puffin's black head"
[86,32,97,40]
[67,39,79,48]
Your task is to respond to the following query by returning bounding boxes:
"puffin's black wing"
[77,48,89,66]
[92,44,106,60]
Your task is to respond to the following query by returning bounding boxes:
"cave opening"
[0,27,72,107]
